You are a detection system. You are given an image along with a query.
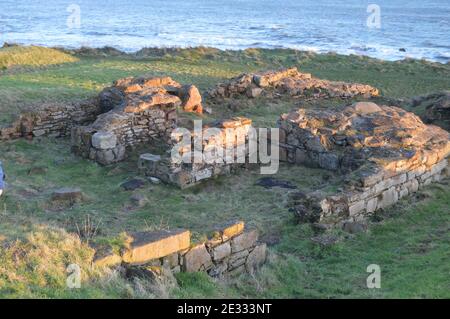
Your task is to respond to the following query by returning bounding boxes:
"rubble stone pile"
[208,67,379,100]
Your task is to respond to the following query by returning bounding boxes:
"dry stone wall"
[0,99,101,140]
[280,102,450,224]
[71,75,205,165]
[138,117,254,188]
[71,106,177,165]
[93,221,267,279]
[208,67,379,100]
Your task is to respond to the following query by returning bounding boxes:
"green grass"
[0,45,78,70]
[0,46,449,298]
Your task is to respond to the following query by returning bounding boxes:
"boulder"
[179,85,203,113]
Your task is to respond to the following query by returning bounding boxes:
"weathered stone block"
[183,244,213,272]
[353,102,382,114]
[208,262,228,278]
[210,220,245,242]
[122,229,190,265]
[348,200,365,216]
[92,246,122,268]
[161,252,180,268]
[231,229,258,253]
[229,250,250,264]
[92,131,117,150]
[211,242,231,261]
[377,187,399,210]
[366,197,378,213]
[138,153,162,175]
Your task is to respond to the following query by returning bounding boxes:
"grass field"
[0,45,449,298]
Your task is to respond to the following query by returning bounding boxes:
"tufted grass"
[0,45,78,70]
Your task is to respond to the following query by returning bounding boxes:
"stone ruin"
[1,71,448,225]
[0,99,101,140]
[98,75,203,114]
[279,102,450,224]
[71,75,203,165]
[93,220,267,279]
[138,117,254,188]
[208,67,379,100]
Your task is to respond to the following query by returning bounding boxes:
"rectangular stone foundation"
[138,117,254,188]
[281,103,450,224]
[71,106,177,165]
[317,158,449,224]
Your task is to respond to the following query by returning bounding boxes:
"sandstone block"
[92,131,117,150]
[211,242,231,261]
[231,229,258,253]
[138,153,162,174]
[122,229,190,265]
[348,200,365,216]
[377,187,399,210]
[93,247,122,268]
[353,102,382,114]
[246,87,263,98]
[180,85,203,113]
[366,197,378,213]
[183,244,213,272]
[161,252,180,268]
[210,220,245,242]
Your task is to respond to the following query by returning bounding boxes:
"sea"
[0,0,449,62]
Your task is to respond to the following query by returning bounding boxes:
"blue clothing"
[0,164,4,190]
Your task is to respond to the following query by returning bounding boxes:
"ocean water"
[0,0,449,62]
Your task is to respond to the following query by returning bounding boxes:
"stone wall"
[71,106,177,165]
[0,99,101,140]
[138,117,254,188]
[71,75,207,165]
[292,157,449,225]
[281,102,450,224]
[93,221,267,279]
[208,67,379,100]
